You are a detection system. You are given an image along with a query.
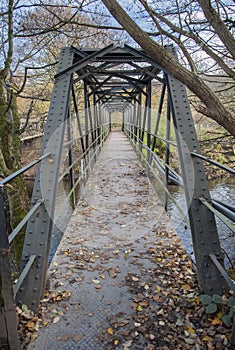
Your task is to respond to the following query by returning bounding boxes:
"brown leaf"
[26,321,35,331]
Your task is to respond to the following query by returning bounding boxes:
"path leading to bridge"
[27,132,207,350]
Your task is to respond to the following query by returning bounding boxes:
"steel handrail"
[0,153,51,186]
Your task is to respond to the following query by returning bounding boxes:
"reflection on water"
[167,178,235,268]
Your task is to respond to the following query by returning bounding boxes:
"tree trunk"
[0,74,29,267]
[101,0,235,137]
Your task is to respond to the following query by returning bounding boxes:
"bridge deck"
[28,132,199,350]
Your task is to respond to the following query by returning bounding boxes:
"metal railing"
[123,95,235,343]
[0,111,110,349]
[0,154,51,350]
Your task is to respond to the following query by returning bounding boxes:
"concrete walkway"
[27,132,197,350]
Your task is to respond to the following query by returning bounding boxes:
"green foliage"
[200,294,212,305]
[200,293,235,327]
[206,303,217,314]
[154,138,165,158]
[222,314,232,327]
[228,296,235,307]
[212,294,222,304]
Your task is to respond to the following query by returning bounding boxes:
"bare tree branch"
[101,0,235,136]
[197,0,235,60]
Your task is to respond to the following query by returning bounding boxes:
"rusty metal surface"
[27,132,183,350]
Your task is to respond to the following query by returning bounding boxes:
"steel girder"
[166,47,227,294]
[166,73,227,294]
[16,48,75,310]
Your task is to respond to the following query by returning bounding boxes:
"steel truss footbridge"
[0,44,235,349]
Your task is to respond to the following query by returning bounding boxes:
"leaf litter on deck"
[19,225,234,349]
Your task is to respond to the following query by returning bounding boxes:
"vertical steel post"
[97,101,101,144]
[87,91,95,146]
[84,81,89,153]
[137,93,142,160]
[129,104,132,139]
[72,85,85,155]
[93,93,97,144]
[67,105,76,209]
[101,105,105,146]
[84,81,90,179]
[141,90,147,142]
[122,109,125,132]
[166,66,228,294]
[109,111,112,132]
[164,97,171,211]
[16,47,75,311]
[151,83,166,153]
[146,81,151,174]
[138,93,142,140]
[133,99,137,145]
[0,186,20,349]
[130,103,134,141]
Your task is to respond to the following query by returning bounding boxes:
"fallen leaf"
[186,326,196,334]
[62,290,72,299]
[53,316,60,324]
[92,279,100,284]
[131,276,139,282]
[134,322,141,327]
[108,267,119,278]
[107,328,114,335]
[22,304,28,312]
[139,300,148,307]
[123,340,133,350]
[73,334,83,342]
[211,318,222,325]
[203,336,213,342]
[26,321,35,331]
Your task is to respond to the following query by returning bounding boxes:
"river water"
[167,178,235,268]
